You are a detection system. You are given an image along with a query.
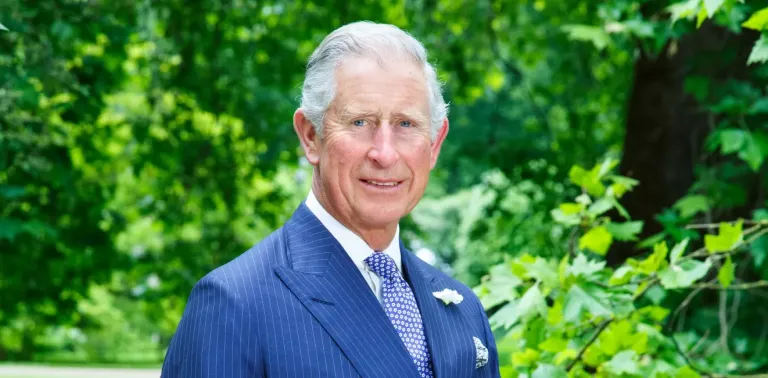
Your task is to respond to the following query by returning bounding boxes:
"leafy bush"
[476,159,768,377]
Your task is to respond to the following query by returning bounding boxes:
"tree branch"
[566,318,613,372]
[688,280,768,290]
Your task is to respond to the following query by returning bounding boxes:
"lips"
[360,179,403,187]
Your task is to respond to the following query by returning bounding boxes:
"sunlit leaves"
[658,259,712,288]
[605,221,643,241]
[531,363,568,378]
[561,24,612,50]
[719,129,746,154]
[0,23,8,31]
[569,254,606,278]
[718,255,735,288]
[742,7,768,30]
[703,0,726,18]
[747,35,768,65]
[517,284,548,321]
[670,238,690,264]
[668,0,704,23]
[704,220,743,253]
[564,284,612,322]
[605,350,639,375]
[579,225,613,255]
[673,195,710,218]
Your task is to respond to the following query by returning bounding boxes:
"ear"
[293,108,321,166]
[429,118,449,169]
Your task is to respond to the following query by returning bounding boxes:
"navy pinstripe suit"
[161,203,500,377]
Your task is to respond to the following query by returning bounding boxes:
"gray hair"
[300,21,448,140]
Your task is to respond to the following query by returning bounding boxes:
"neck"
[312,182,398,251]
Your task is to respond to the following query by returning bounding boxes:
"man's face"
[298,56,448,233]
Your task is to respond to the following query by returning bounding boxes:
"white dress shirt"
[305,190,402,303]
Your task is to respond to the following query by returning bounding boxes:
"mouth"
[360,179,404,189]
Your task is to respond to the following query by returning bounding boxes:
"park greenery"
[3,0,768,376]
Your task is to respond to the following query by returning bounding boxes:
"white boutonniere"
[432,288,464,305]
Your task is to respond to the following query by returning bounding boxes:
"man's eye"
[353,119,366,127]
[399,120,412,128]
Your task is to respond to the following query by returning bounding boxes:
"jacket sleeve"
[161,274,262,378]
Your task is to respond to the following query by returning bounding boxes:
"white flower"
[432,288,464,305]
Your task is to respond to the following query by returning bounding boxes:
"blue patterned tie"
[365,252,434,378]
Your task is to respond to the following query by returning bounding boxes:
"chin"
[359,206,405,227]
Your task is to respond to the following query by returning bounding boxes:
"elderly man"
[161,21,500,378]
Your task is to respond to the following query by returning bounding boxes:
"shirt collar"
[305,190,402,274]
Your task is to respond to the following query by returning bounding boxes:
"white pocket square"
[473,336,488,368]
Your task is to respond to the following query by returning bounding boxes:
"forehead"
[332,56,429,115]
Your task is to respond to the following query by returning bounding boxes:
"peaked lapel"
[274,204,421,378]
[402,244,476,378]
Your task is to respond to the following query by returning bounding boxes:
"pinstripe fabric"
[161,203,500,378]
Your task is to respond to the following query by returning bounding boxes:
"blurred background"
[2,0,768,376]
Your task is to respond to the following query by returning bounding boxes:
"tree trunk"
[608,22,757,265]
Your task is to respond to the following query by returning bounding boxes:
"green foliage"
[477,160,768,377]
[3,0,768,370]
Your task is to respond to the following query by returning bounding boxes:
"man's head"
[293,21,449,246]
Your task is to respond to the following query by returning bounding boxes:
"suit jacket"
[161,203,500,378]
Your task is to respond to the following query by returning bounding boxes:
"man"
[161,21,500,378]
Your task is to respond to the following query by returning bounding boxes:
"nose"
[367,122,399,168]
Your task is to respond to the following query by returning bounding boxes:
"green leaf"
[670,238,690,264]
[569,164,607,197]
[718,255,735,288]
[522,257,560,287]
[587,198,613,217]
[532,363,568,378]
[632,242,669,275]
[609,265,635,286]
[703,0,725,17]
[0,23,7,32]
[676,365,702,378]
[569,165,589,186]
[696,6,707,28]
[579,226,613,255]
[738,133,765,171]
[673,195,710,218]
[747,35,768,65]
[517,284,547,323]
[489,301,518,330]
[512,348,540,368]
[609,197,631,219]
[704,221,743,253]
[569,254,606,279]
[478,263,522,309]
[551,208,581,226]
[605,221,643,241]
[539,337,568,353]
[560,202,585,215]
[563,284,612,322]
[561,25,611,50]
[658,259,713,288]
[605,350,639,375]
[668,0,703,23]
[742,7,768,30]
[719,129,745,154]
[748,98,768,114]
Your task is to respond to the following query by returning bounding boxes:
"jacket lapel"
[402,245,477,378]
[274,204,421,378]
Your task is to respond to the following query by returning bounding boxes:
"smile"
[360,179,403,188]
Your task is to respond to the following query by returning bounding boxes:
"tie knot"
[364,252,399,280]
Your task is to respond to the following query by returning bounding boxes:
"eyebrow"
[338,104,429,124]
[338,103,380,120]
